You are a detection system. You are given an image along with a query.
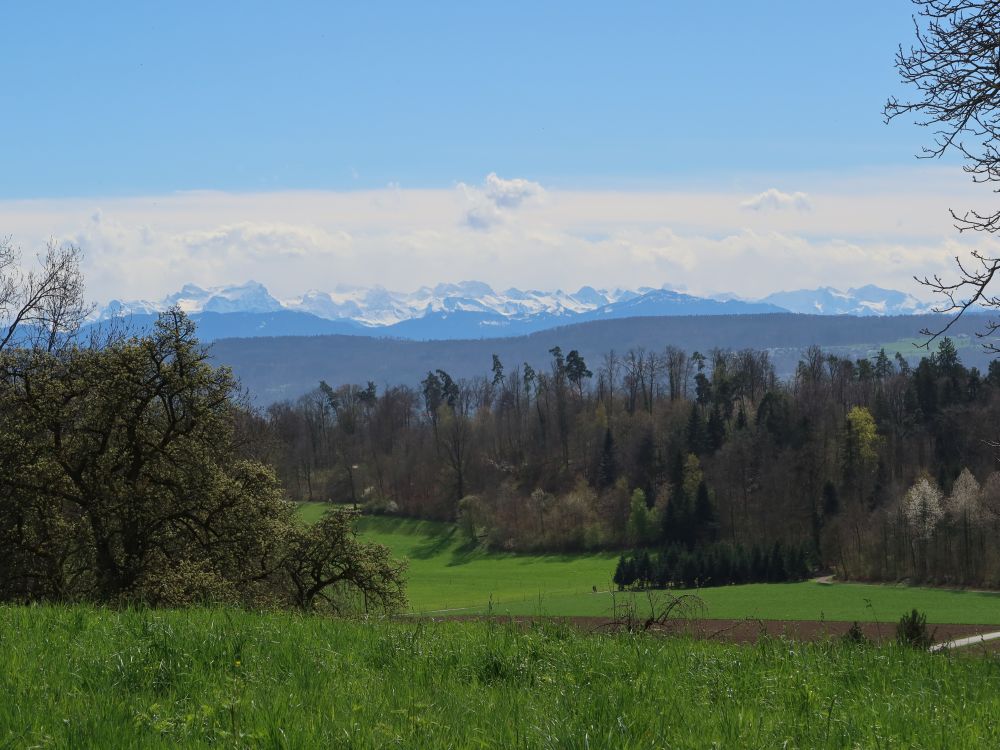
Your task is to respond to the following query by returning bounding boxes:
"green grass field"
[300,503,1000,625]
[476,582,1000,625]
[850,334,977,359]
[3,605,1000,748]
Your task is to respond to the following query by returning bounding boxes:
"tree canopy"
[0,310,406,611]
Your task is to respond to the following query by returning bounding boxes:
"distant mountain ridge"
[209,312,997,405]
[760,285,929,316]
[93,280,936,341]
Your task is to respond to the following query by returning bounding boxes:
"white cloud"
[741,188,811,212]
[482,173,543,208]
[459,172,545,230]
[0,165,992,304]
[177,223,352,262]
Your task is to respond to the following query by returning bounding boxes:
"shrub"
[896,609,934,649]
[842,621,870,646]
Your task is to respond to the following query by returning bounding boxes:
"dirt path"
[930,630,1000,652]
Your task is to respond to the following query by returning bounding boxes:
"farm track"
[931,631,1000,652]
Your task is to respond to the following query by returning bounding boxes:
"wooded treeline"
[255,339,1000,586]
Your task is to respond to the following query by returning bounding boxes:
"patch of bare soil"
[429,615,998,646]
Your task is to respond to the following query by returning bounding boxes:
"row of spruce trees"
[613,541,814,590]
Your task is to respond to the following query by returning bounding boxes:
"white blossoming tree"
[948,468,983,582]
[982,472,1000,521]
[948,468,983,524]
[904,477,945,542]
[903,476,945,580]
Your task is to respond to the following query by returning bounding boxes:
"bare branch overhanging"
[886,0,1000,351]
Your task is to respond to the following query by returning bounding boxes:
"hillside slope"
[209,312,996,403]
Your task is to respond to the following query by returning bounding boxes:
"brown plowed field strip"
[429,615,999,645]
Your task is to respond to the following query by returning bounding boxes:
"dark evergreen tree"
[767,542,786,582]
[613,555,629,590]
[597,427,617,489]
[988,360,1000,388]
[735,403,748,430]
[822,481,839,517]
[686,404,706,455]
[491,354,504,386]
[565,350,593,396]
[694,481,718,543]
[707,405,726,452]
[694,371,713,406]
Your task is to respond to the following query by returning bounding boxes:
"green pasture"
[858,334,977,359]
[316,505,619,613]
[299,503,1000,624]
[3,605,1000,748]
[471,582,1000,625]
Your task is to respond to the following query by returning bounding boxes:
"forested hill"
[209,312,997,404]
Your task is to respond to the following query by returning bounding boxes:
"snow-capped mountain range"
[92,280,936,341]
[285,281,630,327]
[759,285,931,316]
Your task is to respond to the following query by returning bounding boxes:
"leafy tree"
[843,406,880,507]
[845,406,879,464]
[681,454,704,504]
[284,508,406,612]
[626,488,651,545]
[0,310,406,610]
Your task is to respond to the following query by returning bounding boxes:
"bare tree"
[885,1,1000,349]
[0,238,92,353]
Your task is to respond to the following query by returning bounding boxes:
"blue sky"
[0,1,990,302]
[3,1,927,197]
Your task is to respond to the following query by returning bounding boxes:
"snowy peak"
[96,280,935,335]
[587,288,787,319]
[104,281,283,318]
[284,282,624,326]
[760,286,931,316]
[200,281,283,314]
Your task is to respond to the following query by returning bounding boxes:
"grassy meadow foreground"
[299,505,1000,625]
[2,605,1000,748]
